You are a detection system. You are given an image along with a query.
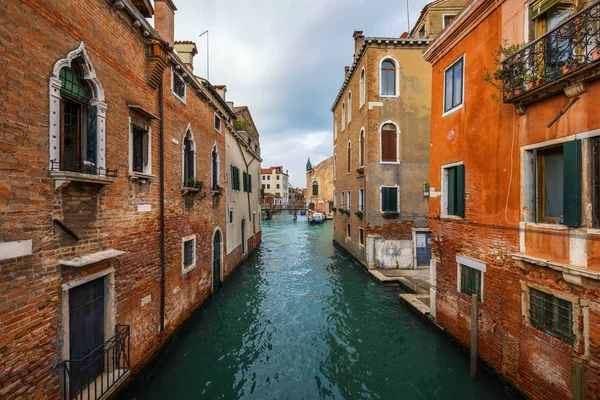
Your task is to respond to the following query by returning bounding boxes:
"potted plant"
[355,210,364,218]
[212,184,223,195]
[185,178,203,189]
[82,160,96,174]
[332,207,337,212]
[483,41,527,101]
[381,211,400,219]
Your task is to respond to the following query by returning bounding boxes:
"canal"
[120,213,519,399]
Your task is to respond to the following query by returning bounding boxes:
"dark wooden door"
[213,231,221,292]
[69,277,105,395]
[241,220,246,254]
[61,99,82,172]
[416,232,431,266]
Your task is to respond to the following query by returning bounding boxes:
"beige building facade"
[306,156,334,214]
[409,0,467,39]
[261,166,289,205]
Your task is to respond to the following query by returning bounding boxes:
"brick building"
[0,0,256,398]
[306,156,334,214]
[424,0,600,397]
[331,31,432,270]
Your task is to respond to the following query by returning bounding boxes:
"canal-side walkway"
[369,267,432,316]
[119,215,519,399]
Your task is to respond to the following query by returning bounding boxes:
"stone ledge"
[60,249,126,267]
[512,253,600,283]
[50,170,116,190]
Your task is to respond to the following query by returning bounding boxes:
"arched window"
[183,129,195,185]
[360,68,366,106]
[312,181,319,196]
[348,92,352,123]
[359,129,365,167]
[381,59,396,96]
[342,103,346,131]
[334,154,337,180]
[347,141,351,173]
[211,143,220,189]
[380,122,398,162]
[49,43,107,176]
[334,115,338,140]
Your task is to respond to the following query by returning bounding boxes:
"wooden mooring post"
[470,293,478,379]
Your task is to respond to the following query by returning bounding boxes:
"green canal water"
[120,213,519,399]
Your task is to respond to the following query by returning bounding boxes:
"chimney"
[154,0,177,46]
[344,66,350,78]
[226,101,234,110]
[213,85,227,101]
[174,41,197,71]
[353,30,364,55]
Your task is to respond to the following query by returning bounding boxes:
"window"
[267,175,270,180]
[359,227,365,246]
[172,69,186,102]
[312,181,319,196]
[347,223,351,238]
[183,130,195,185]
[531,0,571,39]
[334,115,338,140]
[342,103,346,131]
[262,184,265,189]
[182,235,196,273]
[334,154,337,180]
[529,287,574,345]
[443,164,465,217]
[380,123,397,162]
[130,120,151,175]
[443,14,456,28]
[347,141,351,173]
[359,129,365,167]
[267,184,270,189]
[359,188,364,211]
[418,26,426,38]
[533,141,581,226]
[381,187,398,212]
[212,146,219,188]
[277,175,280,180]
[360,68,365,106]
[243,171,252,192]
[230,165,240,190]
[276,184,280,189]
[214,114,221,132]
[334,193,337,207]
[460,264,482,301]
[348,92,352,123]
[229,209,233,223]
[341,191,345,208]
[347,191,351,209]
[444,57,464,114]
[381,59,396,96]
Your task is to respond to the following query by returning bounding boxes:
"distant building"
[261,166,289,205]
[306,157,334,214]
[409,0,466,39]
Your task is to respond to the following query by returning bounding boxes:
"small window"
[341,191,345,208]
[444,57,464,114]
[276,184,280,189]
[262,184,265,189]
[229,210,233,223]
[214,114,221,132]
[347,223,351,238]
[348,92,352,123]
[359,129,365,167]
[277,175,280,180]
[360,68,366,106]
[529,287,574,345]
[172,70,186,102]
[381,187,398,212]
[130,122,150,175]
[267,175,270,180]
[342,103,346,131]
[183,131,195,185]
[312,181,319,196]
[334,154,337,180]
[443,14,456,28]
[267,184,270,189]
[230,165,240,190]
[243,171,252,192]
[334,115,338,140]
[182,235,196,273]
[418,26,426,38]
[443,164,465,217]
[460,264,482,301]
[262,175,265,180]
[359,188,364,211]
[347,142,351,173]
[380,123,397,162]
[359,227,365,246]
[381,60,396,96]
[347,191,351,209]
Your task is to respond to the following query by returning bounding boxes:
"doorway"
[416,232,431,266]
[241,219,247,255]
[213,230,221,292]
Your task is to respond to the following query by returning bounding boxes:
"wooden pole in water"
[470,293,478,378]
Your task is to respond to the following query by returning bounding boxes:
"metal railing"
[61,325,130,400]
[261,204,307,210]
[502,1,600,101]
[50,160,118,178]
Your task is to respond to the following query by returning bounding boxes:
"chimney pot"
[174,41,197,71]
[154,0,177,46]
[345,66,350,78]
[353,30,365,55]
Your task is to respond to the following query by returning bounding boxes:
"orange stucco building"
[425,0,600,397]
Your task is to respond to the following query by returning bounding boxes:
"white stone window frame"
[358,227,365,247]
[181,234,197,275]
[347,190,351,209]
[171,68,187,104]
[229,208,234,224]
[214,113,222,134]
[442,13,457,28]
[442,54,466,117]
[379,56,400,98]
[359,187,364,211]
[359,127,366,167]
[341,190,345,208]
[342,102,346,131]
[128,117,154,180]
[379,185,400,212]
[456,254,486,302]
[520,281,585,350]
[334,153,337,180]
[181,124,197,185]
[347,141,352,174]
[441,160,464,218]
[359,67,366,108]
[379,120,401,164]
[347,91,352,124]
[333,192,337,208]
[347,223,351,238]
[211,141,221,188]
[49,42,108,174]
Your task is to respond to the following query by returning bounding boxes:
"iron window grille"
[50,160,117,178]
[214,115,221,131]
[529,287,575,345]
[172,71,186,99]
[132,127,145,173]
[460,264,482,301]
[183,239,195,267]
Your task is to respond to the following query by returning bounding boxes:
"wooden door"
[213,231,221,292]
[416,232,431,266]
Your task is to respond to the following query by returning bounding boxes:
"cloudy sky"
[172,0,428,187]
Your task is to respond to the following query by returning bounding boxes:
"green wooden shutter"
[382,187,389,211]
[563,140,582,227]
[533,149,538,223]
[231,165,235,189]
[456,164,465,218]
[389,188,398,211]
[249,175,252,193]
[448,167,456,215]
[236,168,240,190]
[243,172,248,192]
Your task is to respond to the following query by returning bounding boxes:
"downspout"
[159,77,166,332]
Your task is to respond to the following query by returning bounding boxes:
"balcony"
[502,1,600,106]
[61,325,130,400]
[50,160,118,190]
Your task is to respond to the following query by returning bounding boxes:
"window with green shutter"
[445,164,465,217]
[231,165,240,190]
[243,171,248,192]
[529,287,574,345]
[460,264,482,301]
[381,187,398,212]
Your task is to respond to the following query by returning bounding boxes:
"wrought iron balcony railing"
[50,160,118,178]
[61,325,130,400]
[502,1,600,102]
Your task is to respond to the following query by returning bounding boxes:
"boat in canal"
[308,212,325,224]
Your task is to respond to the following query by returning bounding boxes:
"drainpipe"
[159,77,166,332]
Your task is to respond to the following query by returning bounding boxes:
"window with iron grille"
[131,126,148,174]
[183,239,195,269]
[529,287,575,345]
[460,264,482,301]
[214,114,221,132]
[172,70,186,100]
